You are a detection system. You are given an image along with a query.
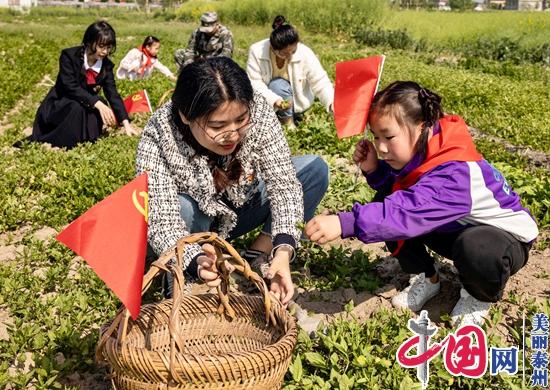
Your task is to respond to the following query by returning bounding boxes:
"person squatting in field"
[246,15,334,129]
[174,12,234,72]
[116,35,177,82]
[136,57,329,305]
[305,81,538,327]
[29,20,138,149]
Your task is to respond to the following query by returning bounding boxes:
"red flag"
[334,55,385,139]
[56,173,148,320]
[124,90,152,114]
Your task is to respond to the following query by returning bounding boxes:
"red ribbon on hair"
[86,69,99,85]
[137,45,155,76]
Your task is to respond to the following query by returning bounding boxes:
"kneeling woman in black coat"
[30,20,138,149]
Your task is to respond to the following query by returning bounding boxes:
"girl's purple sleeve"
[338,163,472,243]
[364,160,393,190]
[338,211,356,238]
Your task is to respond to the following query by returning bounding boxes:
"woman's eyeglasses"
[195,116,254,143]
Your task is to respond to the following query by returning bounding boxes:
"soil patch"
[314,238,549,345]
[469,126,550,170]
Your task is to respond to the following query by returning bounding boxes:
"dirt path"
[190,235,548,343]
[0,74,53,136]
[469,126,550,170]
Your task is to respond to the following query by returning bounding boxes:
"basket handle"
[172,233,278,323]
[96,232,280,361]
[157,88,175,109]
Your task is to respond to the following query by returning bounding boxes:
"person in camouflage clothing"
[174,12,234,71]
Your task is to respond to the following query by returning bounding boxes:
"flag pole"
[143,89,153,113]
[374,55,386,97]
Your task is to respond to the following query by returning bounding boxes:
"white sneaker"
[451,288,491,327]
[391,273,441,312]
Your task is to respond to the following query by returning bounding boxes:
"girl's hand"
[265,247,294,306]
[94,100,116,127]
[196,243,235,287]
[169,74,177,82]
[304,215,342,244]
[353,139,378,174]
[121,119,139,136]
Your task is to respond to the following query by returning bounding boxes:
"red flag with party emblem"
[56,173,148,320]
[123,90,152,114]
[334,55,385,139]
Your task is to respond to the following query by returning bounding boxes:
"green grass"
[0,8,548,389]
[383,10,550,48]
[175,0,389,35]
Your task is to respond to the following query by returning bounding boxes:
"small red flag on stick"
[334,55,385,139]
[56,173,148,320]
[124,90,152,114]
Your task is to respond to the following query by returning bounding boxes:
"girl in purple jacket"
[305,81,538,327]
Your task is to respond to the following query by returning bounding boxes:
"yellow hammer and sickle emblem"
[132,94,143,102]
[132,190,148,222]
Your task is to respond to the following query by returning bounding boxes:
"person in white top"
[246,15,334,128]
[117,36,177,81]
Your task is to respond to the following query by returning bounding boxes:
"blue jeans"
[178,155,329,238]
[268,77,293,119]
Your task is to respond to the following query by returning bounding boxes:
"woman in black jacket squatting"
[29,20,138,149]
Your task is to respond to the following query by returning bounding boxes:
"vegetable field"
[0,5,548,389]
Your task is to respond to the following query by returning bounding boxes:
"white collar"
[84,53,103,73]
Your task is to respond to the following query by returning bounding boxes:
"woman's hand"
[121,119,139,136]
[196,243,235,288]
[305,215,342,244]
[274,99,291,111]
[94,100,116,127]
[169,74,177,82]
[265,247,294,306]
[353,139,378,174]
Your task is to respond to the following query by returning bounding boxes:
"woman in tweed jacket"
[136,57,328,304]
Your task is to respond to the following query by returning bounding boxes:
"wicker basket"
[96,232,298,389]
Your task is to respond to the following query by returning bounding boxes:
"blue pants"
[268,77,293,119]
[178,155,329,238]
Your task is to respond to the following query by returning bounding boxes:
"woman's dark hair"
[142,35,160,48]
[82,20,117,54]
[172,57,254,192]
[269,15,299,51]
[369,81,443,159]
